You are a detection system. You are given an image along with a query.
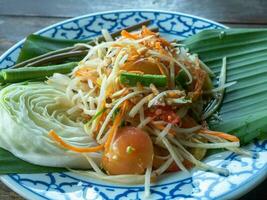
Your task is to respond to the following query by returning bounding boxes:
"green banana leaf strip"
[17,34,88,63]
[183,28,267,144]
[0,147,66,174]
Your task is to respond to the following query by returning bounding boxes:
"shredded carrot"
[74,68,98,84]
[104,112,122,149]
[121,30,139,40]
[49,130,104,153]
[141,26,156,36]
[104,101,129,149]
[157,63,166,75]
[199,129,240,142]
[129,45,140,57]
[75,68,94,76]
[155,42,162,50]
[94,112,108,138]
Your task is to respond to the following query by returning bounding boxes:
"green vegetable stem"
[0,62,78,83]
[120,72,167,87]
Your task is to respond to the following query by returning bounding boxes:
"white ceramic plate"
[0,9,266,200]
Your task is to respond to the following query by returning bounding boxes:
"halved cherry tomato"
[102,126,153,175]
[122,59,162,75]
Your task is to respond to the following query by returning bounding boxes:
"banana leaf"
[0,148,66,174]
[183,29,267,144]
[17,34,88,63]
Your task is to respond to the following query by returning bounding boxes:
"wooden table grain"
[0,0,266,199]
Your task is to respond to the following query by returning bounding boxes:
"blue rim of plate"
[0,9,266,200]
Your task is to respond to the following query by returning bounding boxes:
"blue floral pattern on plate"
[0,10,266,200]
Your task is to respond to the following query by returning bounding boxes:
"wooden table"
[0,0,266,199]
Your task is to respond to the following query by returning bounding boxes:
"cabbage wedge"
[0,83,100,169]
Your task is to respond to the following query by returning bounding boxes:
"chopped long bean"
[0,62,78,83]
[120,72,167,87]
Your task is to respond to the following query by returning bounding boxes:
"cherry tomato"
[102,126,153,175]
[122,59,162,75]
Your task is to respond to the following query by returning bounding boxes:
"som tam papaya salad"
[45,26,246,186]
[0,22,251,197]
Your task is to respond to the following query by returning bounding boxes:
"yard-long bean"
[0,62,78,83]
